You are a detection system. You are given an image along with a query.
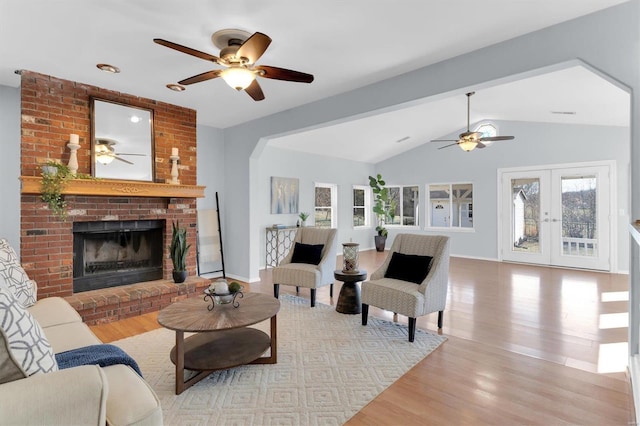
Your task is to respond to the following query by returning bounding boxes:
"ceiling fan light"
[221,67,255,90]
[459,140,478,152]
[96,153,115,165]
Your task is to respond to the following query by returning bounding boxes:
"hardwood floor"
[90,251,633,425]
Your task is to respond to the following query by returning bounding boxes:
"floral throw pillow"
[0,239,37,308]
[0,287,57,382]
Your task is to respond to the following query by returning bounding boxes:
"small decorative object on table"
[298,212,309,227]
[204,279,244,311]
[342,242,360,274]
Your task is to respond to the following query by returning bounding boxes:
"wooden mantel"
[20,176,205,198]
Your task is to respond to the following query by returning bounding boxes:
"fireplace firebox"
[73,220,164,293]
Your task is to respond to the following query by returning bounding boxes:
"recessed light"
[166,84,186,92]
[96,63,120,73]
[130,115,141,123]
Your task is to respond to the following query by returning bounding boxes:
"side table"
[334,269,367,314]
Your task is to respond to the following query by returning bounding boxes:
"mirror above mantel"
[91,98,155,181]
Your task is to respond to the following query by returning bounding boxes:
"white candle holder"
[67,134,80,176]
[170,154,180,185]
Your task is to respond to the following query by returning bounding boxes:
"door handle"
[551,219,560,222]
[543,218,550,223]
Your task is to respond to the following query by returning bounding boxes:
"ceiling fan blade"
[255,65,314,83]
[178,70,223,85]
[476,142,487,149]
[245,79,265,101]
[114,156,134,165]
[431,139,459,142]
[153,38,221,63]
[480,135,515,142]
[236,32,272,64]
[438,142,460,150]
[115,153,146,157]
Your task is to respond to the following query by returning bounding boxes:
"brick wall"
[19,71,202,308]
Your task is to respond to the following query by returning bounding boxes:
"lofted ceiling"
[0,0,630,162]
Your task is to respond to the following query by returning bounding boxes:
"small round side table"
[334,269,367,314]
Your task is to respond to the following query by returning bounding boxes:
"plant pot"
[42,165,58,176]
[374,235,387,252]
[172,270,187,284]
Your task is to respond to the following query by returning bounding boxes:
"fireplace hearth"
[73,220,164,293]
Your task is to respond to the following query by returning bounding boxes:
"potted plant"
[40,161,73,220]
[298,212,309,227]
[369,174,396,251]
[170,220,191,283]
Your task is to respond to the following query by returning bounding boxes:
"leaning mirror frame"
[90,97,155,182]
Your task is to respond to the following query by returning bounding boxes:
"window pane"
[353,207,365,226]
[561,175,597,257]
[315,187,332,207]
[452,183,473,228]
[402,186,419,226]
[315,208,332,228]
[388,187,401,225]
[511,178,540,253]
[429,184,450,227]
[353,188,364,207]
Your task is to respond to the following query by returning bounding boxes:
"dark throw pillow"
[384,252,433,284]
[291,242,324,265]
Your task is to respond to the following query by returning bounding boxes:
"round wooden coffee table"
[157,292,280,394]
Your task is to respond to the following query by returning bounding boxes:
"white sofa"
[0,238,162,425]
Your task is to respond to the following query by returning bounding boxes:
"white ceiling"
[0,0,630,162]
[270,65,630,163]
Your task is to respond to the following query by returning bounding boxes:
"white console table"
[265,227,299,270]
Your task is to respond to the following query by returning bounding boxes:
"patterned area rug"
[114,294,446,425]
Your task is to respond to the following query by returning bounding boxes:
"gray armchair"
[361,234,450,342]
[272,227,338,307]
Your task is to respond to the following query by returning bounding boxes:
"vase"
[342,242,360,273]
[172,270,187,284]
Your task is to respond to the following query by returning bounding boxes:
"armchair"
[361,234,450,342]
[272,227,338,307]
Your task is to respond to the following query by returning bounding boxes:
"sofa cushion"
[43,322,102,354]
[291,242,324,265]
[384,252,433,284]
[0,239,37,308]
[28,297,82,329]
[0,287,57,383]
[103,364,163,425]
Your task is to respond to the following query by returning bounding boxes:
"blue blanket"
[55,344,143,378]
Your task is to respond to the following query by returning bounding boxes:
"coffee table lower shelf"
[169,319,277,394]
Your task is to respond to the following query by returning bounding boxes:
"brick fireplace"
[19,71,209,324]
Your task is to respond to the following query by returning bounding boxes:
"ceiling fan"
[153,29,314,101]
[431,92,515,152]
[95,139,145,165]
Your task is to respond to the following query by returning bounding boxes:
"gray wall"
[376,120,630,272]
[256,146,375,271]
[0,85,21,253]
[196,124,225,211]
[221,2,639,280]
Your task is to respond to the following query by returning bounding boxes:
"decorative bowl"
[203,286,244,311]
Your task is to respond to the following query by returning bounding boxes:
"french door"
[500,164,611,270]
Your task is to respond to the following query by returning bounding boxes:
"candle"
[215,280,229,294]
[69,134,79,145]
[171,147,179,157]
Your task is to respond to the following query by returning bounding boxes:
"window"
[475,123,497,147]
[352,185,371,227]
[315,183,337,228]
[427,183,473,229]
[386,185,419,226]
